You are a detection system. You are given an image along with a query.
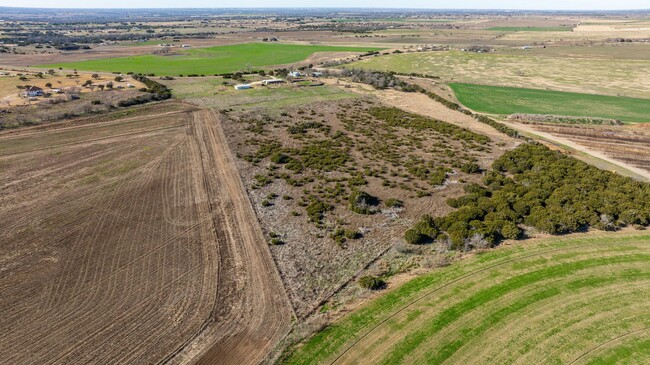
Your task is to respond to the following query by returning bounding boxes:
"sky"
[0,1,648,10]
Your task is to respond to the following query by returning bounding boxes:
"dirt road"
[167,109,293,365]
[0,106,291,364]
[503,121,650,182]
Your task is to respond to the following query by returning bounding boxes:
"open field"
[347,50,650,99]
[163,77,358,111]
[213,82,518,316]
[486,26,573,31]
[450,83,650,123]
[38,43,384,76]
[282,231,650,365]
[4,8,650,364]
[0,102,291,364]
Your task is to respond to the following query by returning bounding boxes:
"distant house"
[262,79,284,85]
[21,86,43,98]
[522,45,533,50]
[288,71,302,77]
[234,84,252,90]
[126,83,135,88]
[51,88,63,94]
[181,44,191,48]
[311,71,323,77]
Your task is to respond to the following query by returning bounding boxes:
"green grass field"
[164,77,357,111]
[39,43,383,76]
[282,232,650,365]
[450,83,650,123]
[487,26,573,32]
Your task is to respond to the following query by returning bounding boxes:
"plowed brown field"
[0,105,291,364]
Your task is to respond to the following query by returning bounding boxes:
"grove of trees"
[406,143,650,250]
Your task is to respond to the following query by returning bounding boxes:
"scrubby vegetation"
[358,275,386,290]
[509,113,623,126]
[236,100,495,243]
[406,143,650,250]
[337,69,419,91]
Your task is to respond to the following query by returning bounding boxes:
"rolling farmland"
[39,43,383,76]
[450,83,650,123]
[283,232,650,365]
[0,103,291,364]
[347,50,650,99]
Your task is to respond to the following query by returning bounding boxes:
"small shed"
[234,84,252,90]
[262,79,284,85]
[22,86,43,98]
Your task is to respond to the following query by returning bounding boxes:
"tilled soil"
[518,122,650,180]
[0,104,291,364]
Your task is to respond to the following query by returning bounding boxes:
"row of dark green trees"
[406,143,650,249]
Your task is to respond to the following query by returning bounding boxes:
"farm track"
[503,121,650,181]
[0,107,291,364]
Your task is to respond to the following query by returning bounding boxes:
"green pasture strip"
[450,83,650,123]
[281,233,650,364]
[586,336,650,365]
[39,43,384,76]
[380,254,650,364]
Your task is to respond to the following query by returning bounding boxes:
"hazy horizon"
[0,1,649,10]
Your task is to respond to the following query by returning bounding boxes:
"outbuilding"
[262,79,284,85]
[234,84,252,90]
[21,86,43,98]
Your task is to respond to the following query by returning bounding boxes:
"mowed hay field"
[450,83,650,123]
[282,232,650,365]
[39,43,383,76]
[0,103,291,364]
[347,50,650,99]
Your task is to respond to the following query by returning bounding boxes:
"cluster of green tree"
[306,199,333,224]
[131,74,172,100]
[116,76,170,107]
[338,69,419,91]
[287,121,328,135]
[358,275,386,290]
[509,114,623,126]
[367,107,491,145]
[330,227,362,245]
[474,114,520,138]
[405,143,650,249]
[348,190,380,214]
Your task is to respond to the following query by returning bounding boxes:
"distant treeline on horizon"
[1,6,649,22]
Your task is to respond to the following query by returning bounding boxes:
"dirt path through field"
[167,109,293,365]
[503,121,650,181]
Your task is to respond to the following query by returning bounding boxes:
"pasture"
[163,76,358,111]
[38,43,383,76]
[282,231,650,365]
[486,26,573,31]
[450,83,650,123]
[347,50,650,99]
